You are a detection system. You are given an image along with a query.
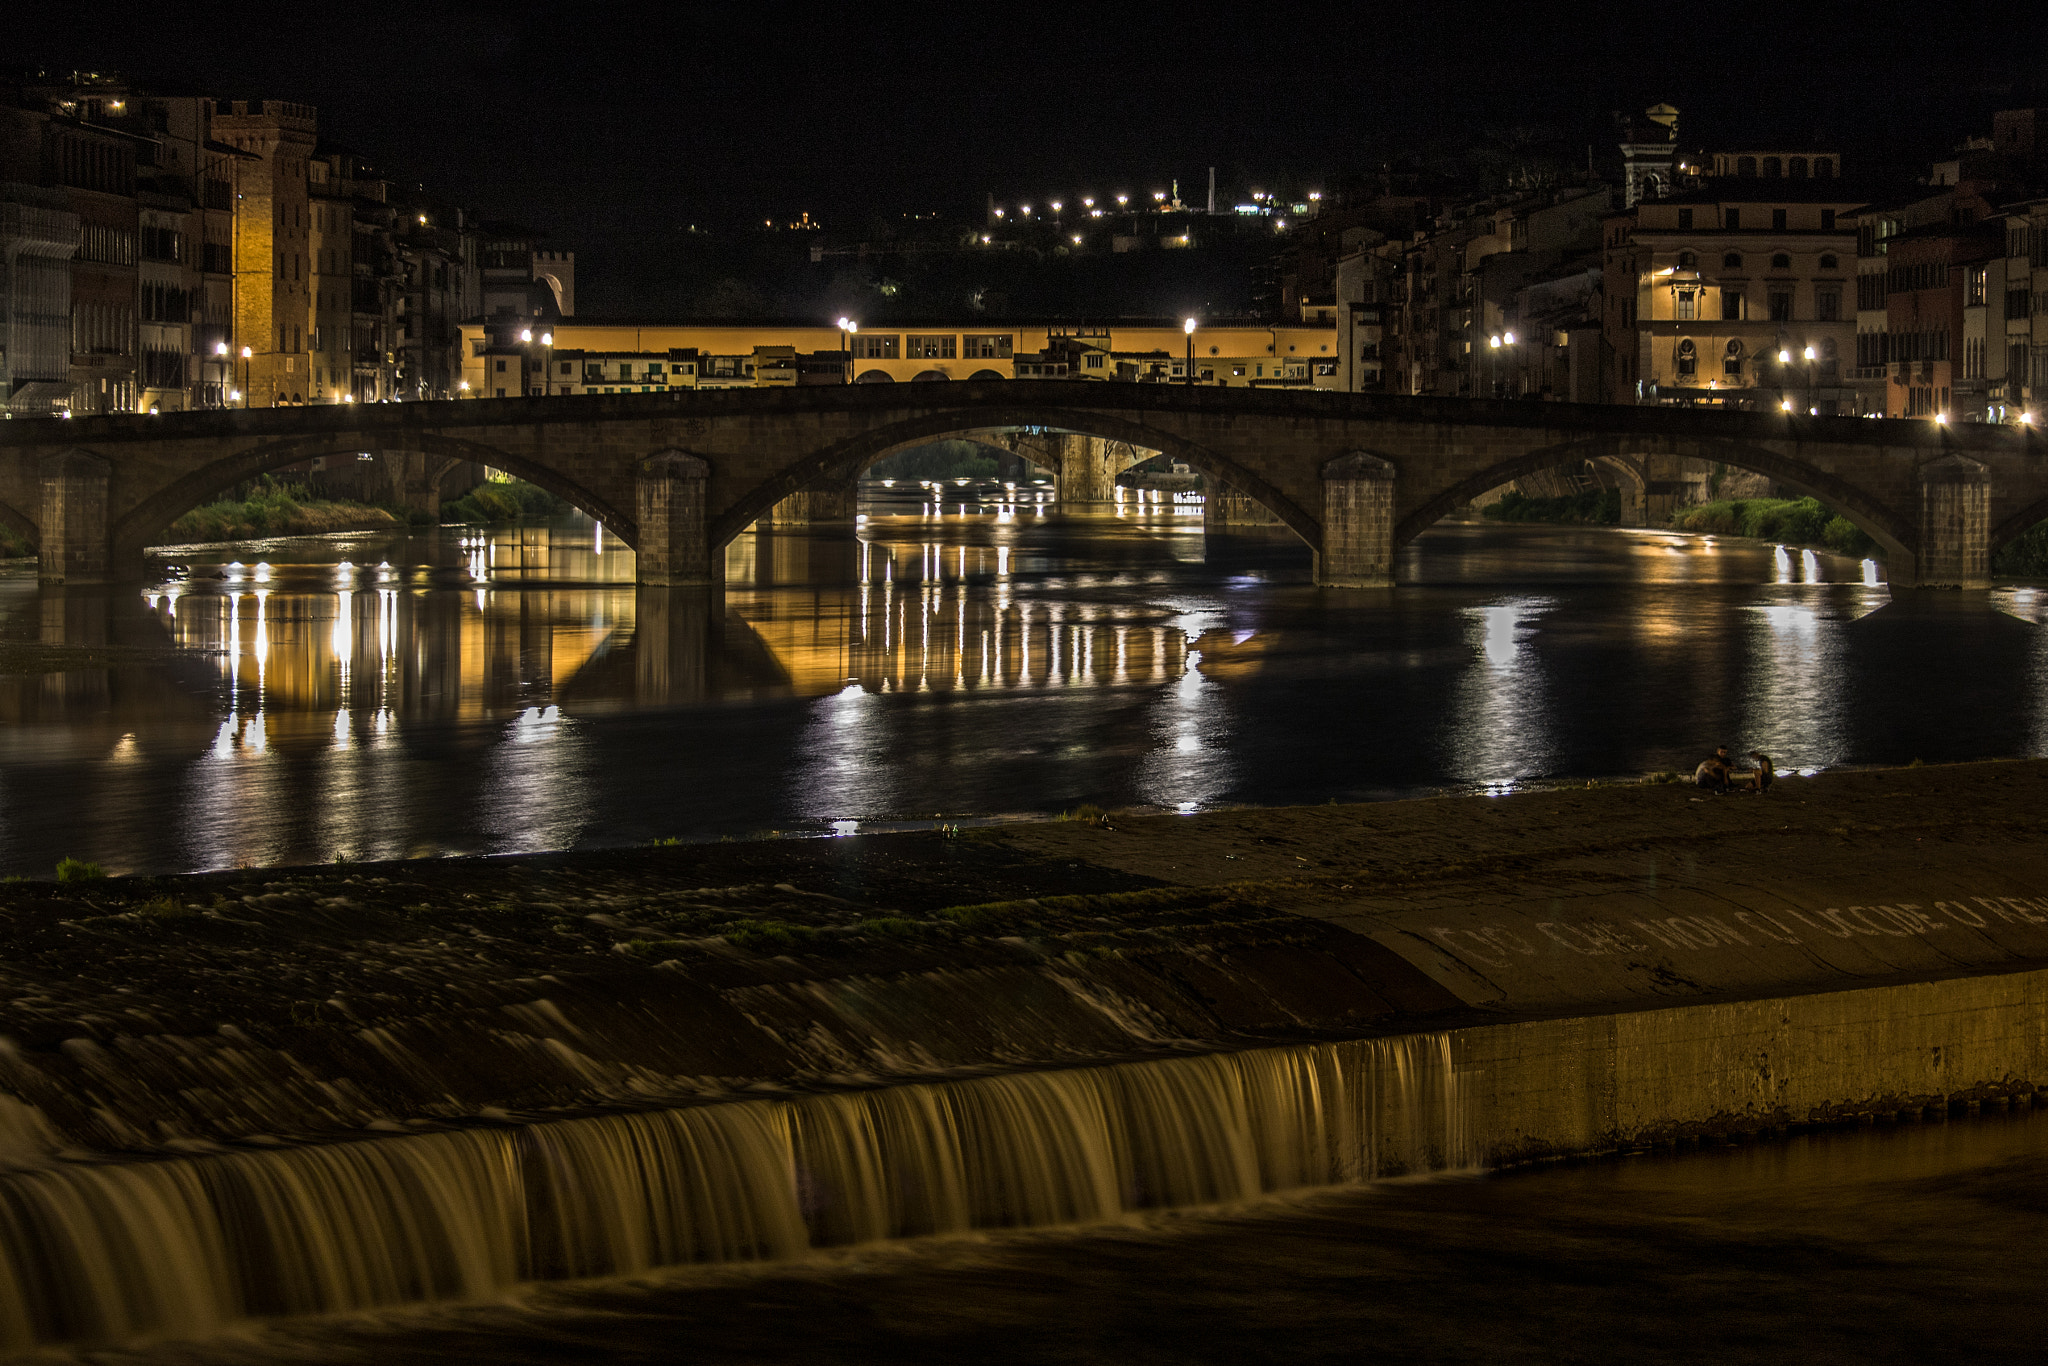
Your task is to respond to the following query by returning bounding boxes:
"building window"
[1724,339,1744,377]
[1814,158,1834,178]
[1722,287,1744,321]
[1821,210,1836,230]
[1676,288,1698,320]
[1763,157,1782,177]
[1769,290,1793,322]
[1677,250,1697,269]
[1725,208,1742,230]
[854,334,900,359]
[1820,337,1839,379]
[1772,209,1788,230]
[1790,157,1809,178]
[1678,209,1694,230]
[1968,267,1987,307]
[494,359,506,372]
[1737,157,1756,177]
[1722,252,1743,268]
[1815,287,1841,322]
[906,334,957,359]
[1819,254,1839,271]
[1677,338,1697,378]
[1771,253,1792,270]
[963,334,1012,358]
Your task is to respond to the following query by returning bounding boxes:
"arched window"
[1722,252,1743,268]
[1789,156,1809,178]
[1678,250,1697,269]
[1737,156,1757,177]
[1814,158,1834,178]
[1677,338,1697,378]
[1771,253,1792,269]
[1724,339,1744,378]
[1762,157,1782,177]
[1819,253,1838,270]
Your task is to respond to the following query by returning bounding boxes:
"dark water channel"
[86,1107,2048,1365]
[2,489,2046,876]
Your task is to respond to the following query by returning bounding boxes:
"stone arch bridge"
[2,382,2039,589]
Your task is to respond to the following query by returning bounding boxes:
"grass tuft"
[55,857,107,882]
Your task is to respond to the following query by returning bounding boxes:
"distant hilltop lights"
[984,173,1321,229]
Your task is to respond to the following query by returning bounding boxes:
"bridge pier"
[1202,483,1284,531]
[636,451,714,587]
[1315,452,1397,588]
[763,475,858,525]
[38,452,112,585]
[1913,454,1991,588]
[378,451,444,521]
[1055,435,1122,506]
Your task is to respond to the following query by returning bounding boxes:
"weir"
[0,1036,1465,1348]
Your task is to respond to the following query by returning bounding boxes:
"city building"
[211,98,316,406]
[1602,175,1865,412]
[461,319,1343,396]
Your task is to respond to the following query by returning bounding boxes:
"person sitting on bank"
[1694,750,1732,791]
[1746,751,1775,794]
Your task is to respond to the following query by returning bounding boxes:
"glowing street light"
[1116,194,1129,206]
[239,345,252,407]
[836,317,859,384]
[1183,317,1197,387]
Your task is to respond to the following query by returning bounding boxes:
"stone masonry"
[2,383,2043,589]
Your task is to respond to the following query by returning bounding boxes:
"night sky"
[13,5,2046,308]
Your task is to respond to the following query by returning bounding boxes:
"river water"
[1,488,2045,876]
[45,1106,2048,1364]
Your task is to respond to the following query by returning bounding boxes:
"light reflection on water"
[0,508,2043,874]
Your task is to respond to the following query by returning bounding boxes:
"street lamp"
[239,346,252,407]
[213,340,229,407]
[540,331,553,397]
[837,317,859,384]
[1183,317,1197,387]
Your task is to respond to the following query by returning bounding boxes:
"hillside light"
[993,207,1005,218]
[1082,198,1094,208]
[1020,205,1031,216]
[1051,200,1062,212]
[1117,194,1129,205]
[1072,234,1082,244]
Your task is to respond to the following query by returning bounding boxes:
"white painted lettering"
[1936,899,1989,928]
[1537,922,1606,955]
[1735,910,1801,944]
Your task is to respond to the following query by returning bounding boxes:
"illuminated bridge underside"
[0,382,2034,588]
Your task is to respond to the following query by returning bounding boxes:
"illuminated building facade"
[1602,178,1863,412]
[211,99,316,406]
[462,319,1342,396]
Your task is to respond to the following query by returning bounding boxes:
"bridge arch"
[711,405,1318,551]
[108,431,637,564]
[1393,434,1913,563]
[1990,493,2048,561]
[0,496,37,554]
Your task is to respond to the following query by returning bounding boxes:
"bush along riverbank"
[440,479,572,524]
[1481,489,1621,526]
[1994,520,2048,577]
[1669,496,1877,558]
[164,479,405,544]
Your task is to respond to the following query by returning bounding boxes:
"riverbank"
[6,758,2048,1347]
[6,757,2047,1152]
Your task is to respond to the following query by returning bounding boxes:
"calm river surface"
[3,489,2047,876]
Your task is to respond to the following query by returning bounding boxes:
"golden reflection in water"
[1448,597,1555,792]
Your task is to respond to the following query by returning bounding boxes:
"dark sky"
[14,4,2046,300]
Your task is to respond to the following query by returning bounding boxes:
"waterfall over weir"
[0,1034,1467,1350]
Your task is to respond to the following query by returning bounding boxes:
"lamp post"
[213,340,229,408]
[837,317,859,384]
[1183,317,1197,386]
[239,346,252,408]
[540,330,553,397]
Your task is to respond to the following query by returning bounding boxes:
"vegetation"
[868,440,1005,482]
[165,477,401,543]
[1993,520,2048,578]
[1668,496,1876,558]
[1481,489,1621,525]
[439,478,572,524]
[0,526,31,559]
[55,857,106,882]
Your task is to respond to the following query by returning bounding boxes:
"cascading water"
[0,1033,1469,1350]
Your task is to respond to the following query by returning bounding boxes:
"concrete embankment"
[0,760,2044,1159]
